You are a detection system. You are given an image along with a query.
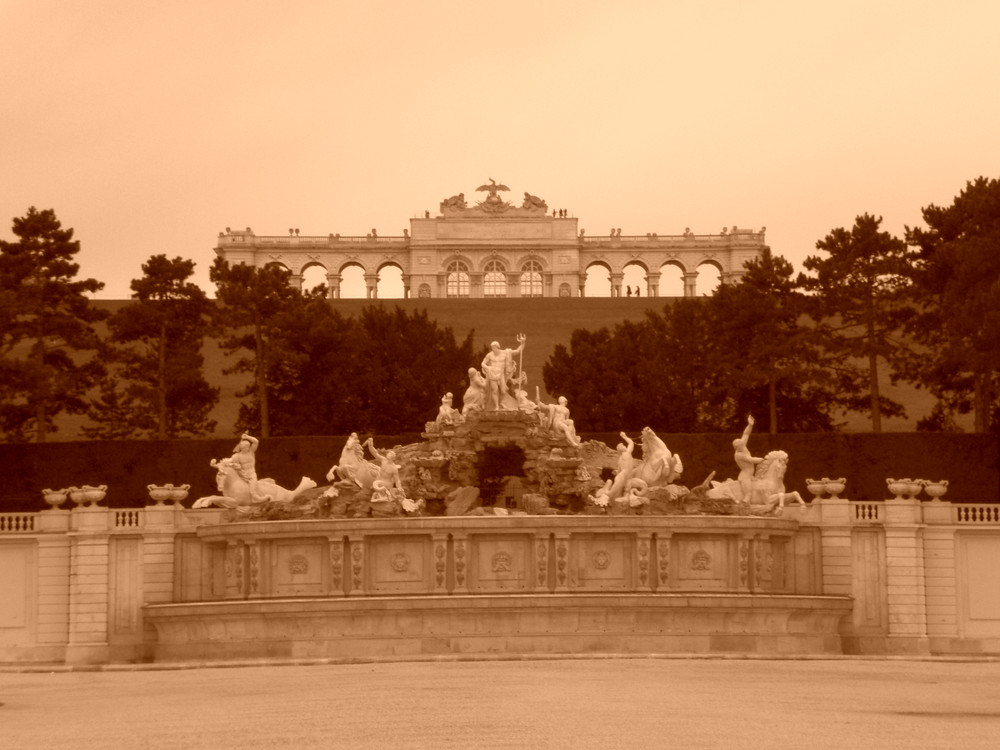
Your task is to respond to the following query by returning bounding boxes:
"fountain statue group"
[194,334,805,519]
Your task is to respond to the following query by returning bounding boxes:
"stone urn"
[887,478,915,500]
[42,488,69,510]
[922,479,949,501]
[68,485,106,506]
[169,483,190,506]
[805,478,828,499]
[147,484,173,505]
[81,484,107,506]
[824,478,847,499]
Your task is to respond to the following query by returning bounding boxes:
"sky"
[2,0,999,299]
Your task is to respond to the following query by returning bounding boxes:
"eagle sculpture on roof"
[476,178,509,199]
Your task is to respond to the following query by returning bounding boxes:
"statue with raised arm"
[607,431,636,500]
[481,334,526,410]
[365,438,405,493]
[733,415,764,502]
[193,433,316,511]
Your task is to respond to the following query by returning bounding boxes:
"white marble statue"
[536,393,581,447]
[733,415,764,501]
[326,432,380,488]
[707,448,806,513]
[435,392,463,428]
[462,368,486,415]
[193,433,316,510]
[481,334,526,410]
[365,439,405,493]
[607,431,637,500]
[629,426,682,486]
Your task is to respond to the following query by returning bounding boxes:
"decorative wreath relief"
[491,550,513,573]
[390,552,411,573]
[592,549,611,570]
[288,554,309,575]
[691,549,712,571]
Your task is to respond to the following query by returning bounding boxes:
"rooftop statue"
[522,192,548,211]
[440,193,467,212]
[476,177,513,213]
[193,433,316,511]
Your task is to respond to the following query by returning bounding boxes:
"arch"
[300,262,328,294]
[697,261,722,296]
[558,282,572,298]
[417,283,432,299]
[483,259,507,297]
[445,259,470,298]
[584,262,612,297]
[622,261,648,297]
[657,261,685,297]
[376,263,405,299]
[519,259,544,298]
[339,262,367,299]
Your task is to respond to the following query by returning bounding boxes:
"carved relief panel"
[673,536,730,591]
[367,534,432,594]
[568,533,633,591]
[272,541,325,596]
[467,534,532,592]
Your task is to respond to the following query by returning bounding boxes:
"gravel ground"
[3,657,1000,749]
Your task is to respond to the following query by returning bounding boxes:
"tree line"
[1,177,998,441]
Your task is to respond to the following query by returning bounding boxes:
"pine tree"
[0,208,107,441]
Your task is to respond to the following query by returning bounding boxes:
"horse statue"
[325,432,380,489]
[630,427,683,488]
[707,449,805,514]
[192,457,316,512]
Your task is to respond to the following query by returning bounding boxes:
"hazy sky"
[2,0,998,299]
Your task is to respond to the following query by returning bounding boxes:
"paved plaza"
[3,656,1000,749]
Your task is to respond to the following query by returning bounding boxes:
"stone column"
[882,496,930,654]
[921,500,959,649]
[682,272,698,297]
[139,505,181,658]
[325,273,340,299]
[814,495,854,598]
[34,510,71,661]
[289,273,303,291]
[609,273,623,298]
[646,272,661,297]
[363,274,377,299]
[66,507,112,665]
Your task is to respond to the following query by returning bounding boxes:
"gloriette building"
[215,180,768,298]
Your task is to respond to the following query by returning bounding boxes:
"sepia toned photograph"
[2,2,999,747]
